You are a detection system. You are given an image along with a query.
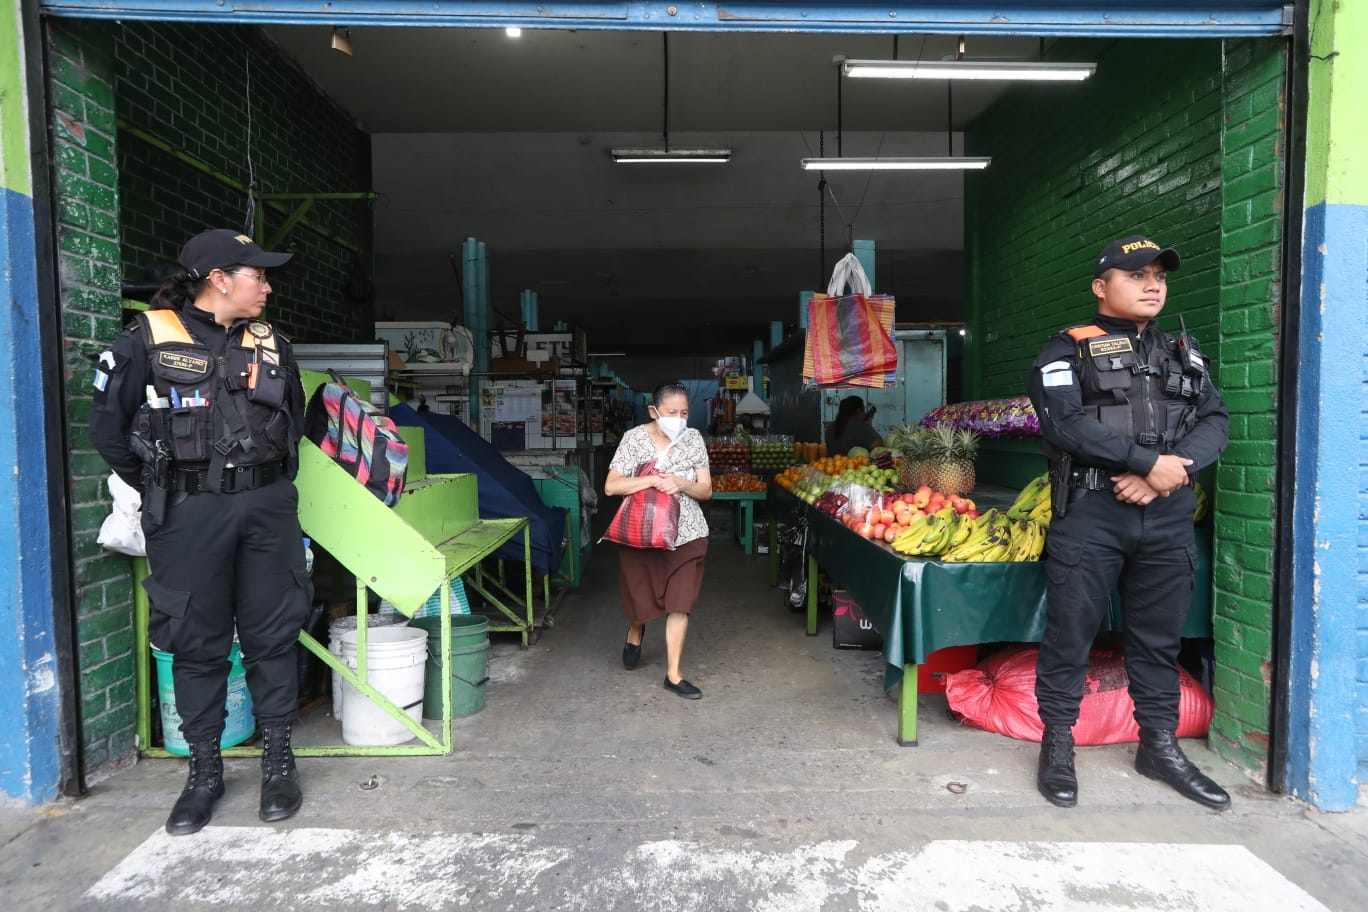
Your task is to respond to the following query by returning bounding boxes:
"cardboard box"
[832,589,882,650]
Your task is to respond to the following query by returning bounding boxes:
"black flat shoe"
[622,641,641,669]
[664,677,702,700]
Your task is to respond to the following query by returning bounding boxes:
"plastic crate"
[533,466,591,587]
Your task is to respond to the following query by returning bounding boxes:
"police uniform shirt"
[1026,312,1229,479]
[90,305,305,493]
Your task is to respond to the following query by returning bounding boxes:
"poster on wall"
[541,379,577,445]
[480,385,539,421]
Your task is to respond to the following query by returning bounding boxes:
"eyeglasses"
[228,270,269,284]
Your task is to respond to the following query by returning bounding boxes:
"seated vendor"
[825,395,883,456]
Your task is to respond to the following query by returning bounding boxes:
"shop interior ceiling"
[265,27,1042,388]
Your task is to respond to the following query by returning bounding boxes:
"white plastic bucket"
[338,625,428,746]
[328,613,408,721]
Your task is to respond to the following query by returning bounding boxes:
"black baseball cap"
[1093,235,1181,279]
[178,228,292,279]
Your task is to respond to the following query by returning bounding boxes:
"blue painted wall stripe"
[1287,199,1368,811]
[0,184,63,807]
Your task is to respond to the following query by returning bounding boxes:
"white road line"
[85,829,1332,912]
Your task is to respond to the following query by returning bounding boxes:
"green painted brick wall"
[965,39,1225,398]
[964,37,1285,779]
[48,19,135,777]
[1208,38,1286,778]
[50,19,371,780]
[113,22,372,342]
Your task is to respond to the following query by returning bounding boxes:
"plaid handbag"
[600,458,680,551]
[803,253,898,389]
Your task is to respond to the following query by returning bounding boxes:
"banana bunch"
[1006,473,1053,528]
[891,507,960,557]
[1193,481,1209,523]
[941,509,1013,562]
[1003,519,1047,562]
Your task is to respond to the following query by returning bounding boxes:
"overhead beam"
[38,2,1292,37]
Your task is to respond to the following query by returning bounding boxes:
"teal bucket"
[152,642,255,756]
[409,615,489,719]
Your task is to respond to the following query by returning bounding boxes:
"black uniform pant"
[142,476,312,742]
[1035,484,1197,731]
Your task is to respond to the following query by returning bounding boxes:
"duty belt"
[1066,466,1113,491]
[173,462,283,494]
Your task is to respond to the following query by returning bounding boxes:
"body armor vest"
[1065,324,1207,453]
[133,309,295,475]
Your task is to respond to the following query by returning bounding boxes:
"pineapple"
[891,426,933,490]
[926,426,979,496]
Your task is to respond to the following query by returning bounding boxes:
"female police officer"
[90,228,311,835]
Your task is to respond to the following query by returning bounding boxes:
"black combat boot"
[259,724,303,823]
[1135,728,1231,811]
[165,740,224,836]
[1037,725,1078,808]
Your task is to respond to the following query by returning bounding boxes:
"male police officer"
[1025,236,1231,811]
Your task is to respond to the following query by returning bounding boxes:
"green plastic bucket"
[152,642,255,756]
[409,615,489,718]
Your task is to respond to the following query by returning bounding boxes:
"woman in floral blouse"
[604,382,712,699]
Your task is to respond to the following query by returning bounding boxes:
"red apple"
[856,522,875,538]
[901,492,918,505]
[883,526,899,543]
[965,509,981,520]
[897,512,913,526]
[872,523,887,539]
[879,509,896,526]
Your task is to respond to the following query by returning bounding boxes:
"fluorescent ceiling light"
[505,27,522,38]
[612,148,731,164]
[799,157,991,172]
[588,352,627,357]
[842,59,1095,81]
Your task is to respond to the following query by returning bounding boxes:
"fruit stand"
[760,395,1218,744]
[770,482,1215,746]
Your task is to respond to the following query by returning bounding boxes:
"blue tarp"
[390,404,566,575]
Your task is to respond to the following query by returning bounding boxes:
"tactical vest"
[1065,323,1208,453]
[133,308,296,478]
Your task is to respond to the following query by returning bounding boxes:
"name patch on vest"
[1087,337,1133,358]
[157,351,210,375]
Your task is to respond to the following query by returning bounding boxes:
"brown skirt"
[618,537,709,623]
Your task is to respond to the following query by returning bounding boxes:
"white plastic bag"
[825,252,873,297]
[97,473,146,556]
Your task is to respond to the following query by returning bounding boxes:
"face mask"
[655,415,687,441]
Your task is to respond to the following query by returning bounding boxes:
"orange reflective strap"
[141,309,194,345]
[1067,325,1106,341]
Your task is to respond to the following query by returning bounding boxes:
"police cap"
[1093,235,1181,279]
[179,228,293,280]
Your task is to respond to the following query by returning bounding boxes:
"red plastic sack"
[943,646,1214,745]
[600,459,680,550]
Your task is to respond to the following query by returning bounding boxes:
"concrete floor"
[3,537,1367,911]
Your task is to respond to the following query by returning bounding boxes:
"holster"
[1049,453,1072,520]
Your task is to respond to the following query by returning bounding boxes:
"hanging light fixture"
[613,33,730,165]
[611,149,731,164]
[842,59,1094,81]
[799,156,989,171]
[802,50,990,173]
